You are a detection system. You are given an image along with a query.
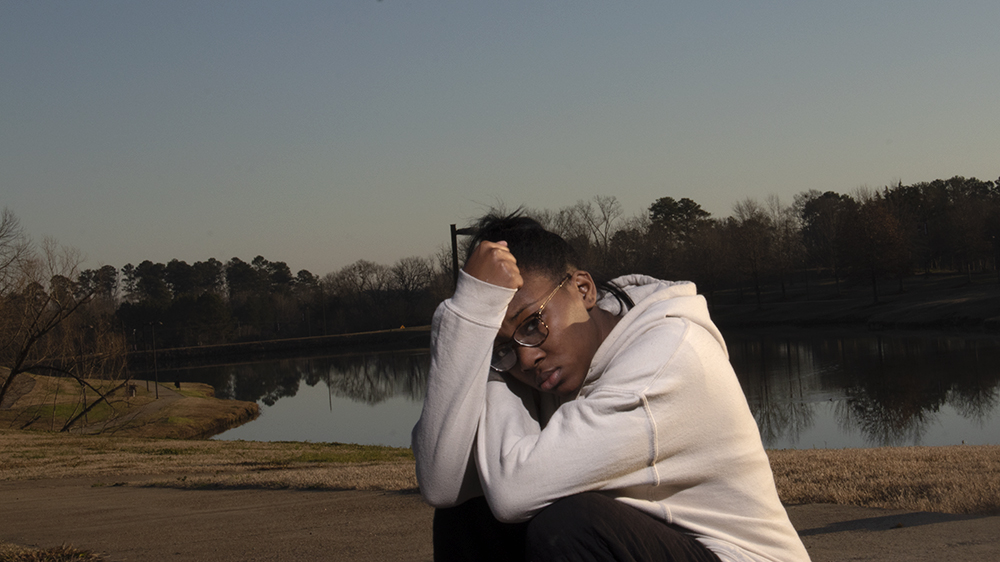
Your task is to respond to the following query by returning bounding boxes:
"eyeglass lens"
[489,275,568,373]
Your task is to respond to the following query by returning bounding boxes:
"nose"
[516,345,545,371]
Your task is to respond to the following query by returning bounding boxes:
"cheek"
[553,305,598,354]
[546,322,598,373]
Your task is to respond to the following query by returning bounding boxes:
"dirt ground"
[2,475,1000,562]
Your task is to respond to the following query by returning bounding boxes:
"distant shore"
[124,272,1000,373]
[708,271,1000,332]
[126,326,431,371]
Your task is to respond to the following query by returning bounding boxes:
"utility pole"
[450,224,476,289]
[150,321,161,399]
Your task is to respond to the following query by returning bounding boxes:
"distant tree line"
[94,254,452,350]
[522,176,1000,307]
[35,173,1000,353]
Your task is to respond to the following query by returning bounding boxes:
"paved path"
[2,477,999,561]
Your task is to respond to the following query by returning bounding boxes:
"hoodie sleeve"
[477,373,662,522]
[476,316,743,524]
[411,271,516,507]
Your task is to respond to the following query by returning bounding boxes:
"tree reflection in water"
[320,352,428,406]
[169,333,1000,448]
[191,351,429,408]
[728,331,1000,448]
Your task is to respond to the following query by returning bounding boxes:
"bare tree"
[582,195,624,257]
[391,256,434,295]
[0,208,32,299]
[544,196,625,272]
[321,260,396,332]
[765,195,804,300]
[545,205,590,246]
[732,198,774,308]
[1,229,129,430]
[330,260,392,296]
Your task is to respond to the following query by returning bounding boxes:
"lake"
[148,329,1000,449]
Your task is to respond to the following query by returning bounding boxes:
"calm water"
[727,330,1000,448]
[151,330,1000,449]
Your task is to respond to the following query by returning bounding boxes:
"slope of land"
[0,374,258,440]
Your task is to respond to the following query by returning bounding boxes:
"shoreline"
[708,271,1000,333]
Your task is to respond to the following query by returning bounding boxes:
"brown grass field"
[2,429,998,516]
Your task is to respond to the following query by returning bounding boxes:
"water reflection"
[728,331,1000,448]
[322,353,428,405]
[152,333,1000,448]
[156,351,430,447]
[203,352,428,405]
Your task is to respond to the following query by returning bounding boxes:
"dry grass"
[0,374,154,433]
[3,428,999,515]
[109,393,259,440]
[0,429,416,491]
[1,374,258,440]
[0,544,106,562]
[769,445,1000,515]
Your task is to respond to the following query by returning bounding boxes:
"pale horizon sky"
[3,1,998,277]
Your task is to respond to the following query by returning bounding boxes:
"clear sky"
[3,1,998,277]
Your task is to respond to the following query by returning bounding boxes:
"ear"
[571,271,598,310]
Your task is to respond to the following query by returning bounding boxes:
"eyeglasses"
[490,274,571,373]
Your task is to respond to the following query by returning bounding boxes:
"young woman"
[412,213,810,562]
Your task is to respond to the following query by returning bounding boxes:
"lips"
[538,368,562,392]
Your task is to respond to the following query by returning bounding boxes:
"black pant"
[433,493,723,562]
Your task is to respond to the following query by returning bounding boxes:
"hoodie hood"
[586,274,728,389]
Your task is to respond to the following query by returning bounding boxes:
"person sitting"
[412,211,810,562]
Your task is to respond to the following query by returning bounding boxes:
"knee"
[434,495,494,536]
[526,493,608,558]
[528,493,601,534]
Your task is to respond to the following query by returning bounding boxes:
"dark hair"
[466,210,634,311]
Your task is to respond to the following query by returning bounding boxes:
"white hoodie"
[413,272,810,562]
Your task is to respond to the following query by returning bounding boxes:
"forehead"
[504,272,562,324]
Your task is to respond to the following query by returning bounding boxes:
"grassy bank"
[0,373,258,440]
[0,429,416,491]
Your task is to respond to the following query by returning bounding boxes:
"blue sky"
[3,1,998,277]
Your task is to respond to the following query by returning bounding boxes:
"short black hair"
[465,209,635,312]
[466,210,578,281]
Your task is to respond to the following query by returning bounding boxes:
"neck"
[591,306,621,345]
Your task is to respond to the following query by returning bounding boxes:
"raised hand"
[463,241,523,290]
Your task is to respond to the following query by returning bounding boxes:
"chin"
[552,379,582,397]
